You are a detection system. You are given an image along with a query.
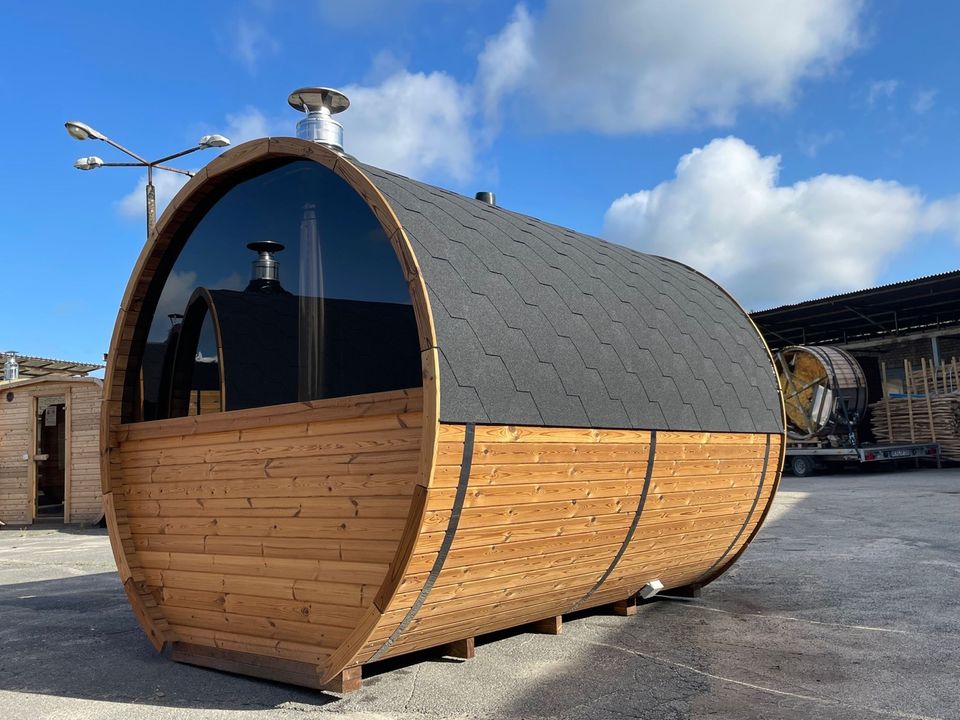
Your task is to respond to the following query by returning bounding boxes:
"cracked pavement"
[1,467,958,719]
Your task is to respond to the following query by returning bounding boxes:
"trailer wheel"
[790,455,815,477]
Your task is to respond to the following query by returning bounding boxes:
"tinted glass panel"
[133,160,421,421]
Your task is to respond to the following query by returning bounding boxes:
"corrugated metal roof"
[755,269,960,313]
[751,269,960,349]
[1,353,104,381]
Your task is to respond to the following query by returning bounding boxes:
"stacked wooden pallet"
[870,383,960,462]
[871,357,960,461]
[870,394,960,460]
[906,357,959,395]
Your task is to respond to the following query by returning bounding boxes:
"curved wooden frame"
[101,139,441,676]
[102,138,785,691]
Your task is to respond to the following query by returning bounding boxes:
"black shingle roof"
[361,164,783,434]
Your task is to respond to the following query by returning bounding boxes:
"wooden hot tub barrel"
[101,137,785,692]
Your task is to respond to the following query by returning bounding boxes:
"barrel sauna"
[775,345,867,440]
[102,126,785,691]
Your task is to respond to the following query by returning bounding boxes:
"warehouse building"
[752,270,960,442]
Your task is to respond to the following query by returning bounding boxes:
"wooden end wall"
[0,378,103,524]
[105,387,423,665]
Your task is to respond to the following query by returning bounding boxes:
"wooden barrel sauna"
[101,136,786,692]
[775,345,867,440]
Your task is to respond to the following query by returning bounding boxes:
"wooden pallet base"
[442,637,475,659]
[170,642,361,693]
[611,597,637,616]
[668,584,703,598]
[529,616,563,635]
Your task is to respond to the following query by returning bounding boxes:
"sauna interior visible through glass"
[133,159,421,422]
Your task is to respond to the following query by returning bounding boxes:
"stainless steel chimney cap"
[287,87,350,114]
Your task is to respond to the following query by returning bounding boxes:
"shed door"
[35,397,65,520]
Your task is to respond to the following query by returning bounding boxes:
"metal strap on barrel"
[693,433,772,582]
[569,429,657,612]
[368,423,475,662]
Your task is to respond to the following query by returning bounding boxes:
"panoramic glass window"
[133,159,421,422]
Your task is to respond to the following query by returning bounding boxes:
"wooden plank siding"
[107,392,781,680]
[110,387,423,665]
[0,377,103,525]
[352,425,781,664]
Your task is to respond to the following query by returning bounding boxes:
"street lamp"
[64,121,231,237]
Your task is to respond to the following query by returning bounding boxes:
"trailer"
[786,441,940,477]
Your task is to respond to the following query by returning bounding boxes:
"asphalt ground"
[1,466,958,720]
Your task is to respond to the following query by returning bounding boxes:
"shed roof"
[1,354,103,380]
[361,164,783,434]
[751,269,960,350]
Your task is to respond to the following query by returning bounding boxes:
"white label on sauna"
[44,405,57,427]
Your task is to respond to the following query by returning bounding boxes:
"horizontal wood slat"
[113,389,424,671]
[359,425,780,664]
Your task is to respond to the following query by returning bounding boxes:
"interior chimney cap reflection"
[247,241,286,254]
[246,240,288,294]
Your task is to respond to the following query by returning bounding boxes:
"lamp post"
[65,120,230,237]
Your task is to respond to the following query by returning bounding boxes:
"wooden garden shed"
[102,89,785,693]
[0,374,103,525]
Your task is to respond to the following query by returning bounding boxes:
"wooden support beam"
[904,359,916,442]
[880,361,893,440]
[668,584,703,598]
[611,597,636,616]
[442,637,475,660]
[529,616,563,635]
[322,665,362,694]
[921,358,937,443]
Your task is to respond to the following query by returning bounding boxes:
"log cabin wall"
[0,377,102,525]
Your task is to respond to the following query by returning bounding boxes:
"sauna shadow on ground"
[0,572,338,711]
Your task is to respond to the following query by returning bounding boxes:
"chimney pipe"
[3,352,19,382]
[475,191,496,206]
[246,241,287,293]
[288,87,350,152]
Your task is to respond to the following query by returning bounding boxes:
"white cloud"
[225,106,277,144]
[912,88,937,115]
[116,172,191,222]
[602,137,936,310]
[189,68,475,184]
[198,0,864,186]
[342,70,475,182]
[479,0,862,134]
[231,18,278,72]
[867,79,898,107]
[476,4,534,134]
[149,270,197,340]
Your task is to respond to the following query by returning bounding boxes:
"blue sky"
[1,0,958,366]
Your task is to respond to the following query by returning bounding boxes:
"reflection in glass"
[131,160,421,422]
[299,203,323,401]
